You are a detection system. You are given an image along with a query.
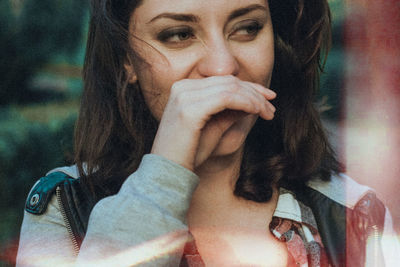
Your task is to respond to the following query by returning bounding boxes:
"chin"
[212,126,250,157]
[212,113,257,157]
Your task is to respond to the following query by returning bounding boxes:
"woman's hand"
[151,75,276,171]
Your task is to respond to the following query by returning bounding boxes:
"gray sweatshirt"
[16,154,199,267]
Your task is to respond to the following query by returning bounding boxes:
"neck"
[188,147,279,232]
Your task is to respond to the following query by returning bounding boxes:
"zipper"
[56,186,80,255]
[371,224,380,267]
[364,223,381,267]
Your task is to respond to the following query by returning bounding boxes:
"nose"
[197,39,239,77]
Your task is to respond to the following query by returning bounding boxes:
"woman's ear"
[124,60,138,84]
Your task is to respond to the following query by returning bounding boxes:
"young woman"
[16,0,398,266]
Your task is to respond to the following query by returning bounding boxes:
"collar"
[272,188,319,233]
[269,187,328,267]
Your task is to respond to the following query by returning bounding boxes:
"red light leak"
[342,0,400,232]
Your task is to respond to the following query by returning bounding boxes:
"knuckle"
[170,85,179,96]
[219,90,233,103]
[252,101,261,113]
[174,91,187,106]
[225,75,236,83]
[208,76,219,82]
[231,81,241,94]
[170,79,189,95]
[177,106,195,124]
[176,106,187,120]
[170,82,182,95]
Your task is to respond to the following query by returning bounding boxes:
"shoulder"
[304,173,388,229]
[299,174,395,266]
[306,173,377,209]
[25,165,79,215]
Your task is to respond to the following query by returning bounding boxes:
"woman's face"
[127,0,274,120]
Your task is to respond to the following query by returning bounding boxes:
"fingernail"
[268,90,277,98]
[268,102,276,113]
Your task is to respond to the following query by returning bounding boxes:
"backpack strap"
[25,172,74,214]
[25,171,99,249]
[57,176,97,246]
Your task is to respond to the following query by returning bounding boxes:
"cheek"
[136,63,185,121]
[137,66,171,121]
[244,49,274,86]
[136,52,199,120]
[235,35,274,87]
[140,83,170,121]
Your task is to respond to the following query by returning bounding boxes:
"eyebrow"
[147,4,267,24]
[227,4,268,21]
[148,13,199,24]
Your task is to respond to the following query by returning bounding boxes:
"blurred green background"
[0,0,345,266]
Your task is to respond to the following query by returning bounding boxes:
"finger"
[194,111,241,166]
[238,82,275,119]
[242,81,276,100]
[172,75,276,100]
[167,78,276,131]
[265,100,276,113]
[182,84,270,124]
[171,75,239,95]
[182,77,276,118]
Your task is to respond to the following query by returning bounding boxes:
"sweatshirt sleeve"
[16,193,77,267]
[17,154,199,267]
[75,154,199,266]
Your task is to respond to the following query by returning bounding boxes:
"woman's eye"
[230,20,263,41]
[157,27,195,46]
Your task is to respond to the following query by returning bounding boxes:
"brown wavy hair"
[75,0,342,201]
